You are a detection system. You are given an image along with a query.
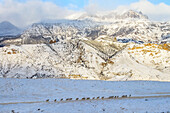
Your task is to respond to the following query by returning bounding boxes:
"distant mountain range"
[0,10,170,44]
[0,21,22,36]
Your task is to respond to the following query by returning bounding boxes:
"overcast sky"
[0,0,170,28]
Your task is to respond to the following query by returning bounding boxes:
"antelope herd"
[45,95,131,103]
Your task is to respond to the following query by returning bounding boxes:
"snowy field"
[0,78,170,112]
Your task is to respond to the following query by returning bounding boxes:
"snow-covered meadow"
[0,78,170,112]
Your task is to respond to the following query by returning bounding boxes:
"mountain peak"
[1,21,11,24]
[120,10,148,19]
[0,21,22,36]
[0,21,18,29]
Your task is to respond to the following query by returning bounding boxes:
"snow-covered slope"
[20,19,102,43]
[0,39,169,81]
[102,20,169,43]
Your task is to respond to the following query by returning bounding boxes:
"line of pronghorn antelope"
[45,95,132,102]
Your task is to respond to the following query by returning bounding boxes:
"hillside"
[0,38,169,81]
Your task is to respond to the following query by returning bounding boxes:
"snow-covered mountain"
[0,10,169,81]
[68,10,148,22]
[0,21,22,36]
[66,10,169,43]
[1,10,169,46]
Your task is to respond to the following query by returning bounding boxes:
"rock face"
[0,10,170,81]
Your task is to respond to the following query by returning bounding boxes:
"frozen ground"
[0,78,170,112]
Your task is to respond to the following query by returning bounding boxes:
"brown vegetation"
[107,59,114,64]
[49,40,57,44]
[7,52,11,54]
[68,74,81,79]
[129,43,170,51]
[101,62,107,67]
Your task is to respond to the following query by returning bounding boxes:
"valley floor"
[0,78,170,113]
